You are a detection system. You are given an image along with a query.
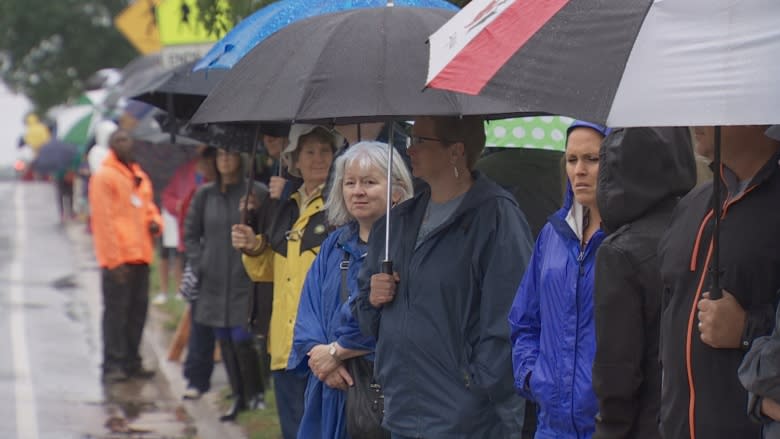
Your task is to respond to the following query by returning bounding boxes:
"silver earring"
[453,166,460,179]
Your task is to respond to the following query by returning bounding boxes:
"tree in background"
[0,0,137,112]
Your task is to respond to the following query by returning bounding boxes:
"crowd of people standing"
[81,114,780,439]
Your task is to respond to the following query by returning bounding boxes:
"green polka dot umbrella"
[485,116,573,151]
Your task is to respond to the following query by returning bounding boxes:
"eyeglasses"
[408,135,456,146]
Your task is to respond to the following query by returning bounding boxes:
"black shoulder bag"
[340,250,389,439]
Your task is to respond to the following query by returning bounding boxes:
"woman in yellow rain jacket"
[232,124,343,439]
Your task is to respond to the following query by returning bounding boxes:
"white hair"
[326,141,414,227]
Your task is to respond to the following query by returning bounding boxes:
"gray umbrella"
[129,60,229,120]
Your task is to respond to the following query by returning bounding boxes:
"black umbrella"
[190,7,530,126]
[191,6,534,272]
[31,140,78,176]
[130,60,229,120]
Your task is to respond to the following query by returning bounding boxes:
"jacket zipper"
[684,179,760,439]
[571,246,586,435]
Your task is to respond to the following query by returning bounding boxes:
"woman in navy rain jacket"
[509,121,611,439]
[356,116,534,438]
[289,142,413,439]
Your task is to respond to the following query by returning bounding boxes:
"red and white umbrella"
[426,0,780,127]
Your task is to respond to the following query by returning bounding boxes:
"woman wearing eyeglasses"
[232,124,344,439]
[354,116,535,438]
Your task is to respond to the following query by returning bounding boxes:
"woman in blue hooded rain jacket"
[288,142,413,439]
[509,121,611,439]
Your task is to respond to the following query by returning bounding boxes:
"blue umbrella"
[31,140,78,176]
[194,0,458,71]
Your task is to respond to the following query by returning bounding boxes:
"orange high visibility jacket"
[89,150,162,269]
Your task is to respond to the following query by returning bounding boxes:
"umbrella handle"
[381,260,393,275]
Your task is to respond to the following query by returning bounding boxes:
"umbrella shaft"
[384,124,394,263]
[710,126,722,300]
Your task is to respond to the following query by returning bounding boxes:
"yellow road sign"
[114,0,162,55]
[156,0,231,46]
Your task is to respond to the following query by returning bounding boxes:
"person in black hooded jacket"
[592,127,696,439]
[658,125,780,439]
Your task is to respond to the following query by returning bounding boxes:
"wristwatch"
[328,342,339,361]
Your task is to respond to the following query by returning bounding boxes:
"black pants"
[55,177,73,220]
[183,300,215,392]
[101,263,150,373]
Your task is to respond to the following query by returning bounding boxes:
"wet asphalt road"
[0,181,242,439]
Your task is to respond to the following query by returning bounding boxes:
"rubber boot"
[236,340,266,410]
[219,340,246,422]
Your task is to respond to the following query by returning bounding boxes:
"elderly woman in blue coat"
[509,120,611,439]
[356,116,534,439]
[289,141,413,439]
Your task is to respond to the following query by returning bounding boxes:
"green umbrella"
[56,90,108,152]
[485,116,574,151]
[479,116,574,237]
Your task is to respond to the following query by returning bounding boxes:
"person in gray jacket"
[184,147,268,421]
[740,304,780,438]
[354,115,534,438]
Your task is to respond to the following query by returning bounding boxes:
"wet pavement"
[0,181,247,439]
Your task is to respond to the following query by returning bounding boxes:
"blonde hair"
[325,142,414,227]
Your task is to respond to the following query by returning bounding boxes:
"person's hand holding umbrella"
[369,272,401,308]
[268,176,288,200]
[697,290,747,349]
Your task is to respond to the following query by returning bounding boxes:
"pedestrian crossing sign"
[156,0,231,45]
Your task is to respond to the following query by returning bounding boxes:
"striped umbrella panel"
[428,0,780,126]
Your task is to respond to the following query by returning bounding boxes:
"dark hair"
[200,146,217,159]
[423,116,486,169]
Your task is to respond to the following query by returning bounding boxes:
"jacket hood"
[95,120,118,147]
[597,127,696,232]
[552,120,612,241]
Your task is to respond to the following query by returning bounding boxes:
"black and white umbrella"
[427,0,780,298]
[426,0,780,127]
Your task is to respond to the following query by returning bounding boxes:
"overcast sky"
[0,82,31,166]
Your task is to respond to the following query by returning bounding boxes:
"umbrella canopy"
[195,0,459,71]
[426,0,780,127]
[486,116,573,150]
[192,6,530,125]
[129,61,229,119]
[30,140,78,176]
[54,90,109,150]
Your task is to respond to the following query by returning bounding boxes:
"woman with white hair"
[290,141,413,439]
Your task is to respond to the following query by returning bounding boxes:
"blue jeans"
[183,301,215,392]
[273,370,307,439]
[391,434,423,439]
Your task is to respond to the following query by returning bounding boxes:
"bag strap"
[340,248,351,304]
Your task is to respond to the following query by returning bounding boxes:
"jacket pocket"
[528,351,557,416]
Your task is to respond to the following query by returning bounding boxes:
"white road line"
[10,183,39,439]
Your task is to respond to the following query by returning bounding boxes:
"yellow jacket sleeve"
[242,237,274,282]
